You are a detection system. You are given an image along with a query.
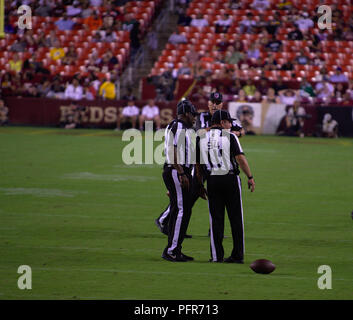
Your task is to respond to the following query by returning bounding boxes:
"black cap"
[177,99,198,116]
[210,92,223,104]
[231,118,242,131]
[211,110,232,125]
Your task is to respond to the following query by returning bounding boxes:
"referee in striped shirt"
[196,110,255,263]
[155,92,244,236]
[161,99,202,262]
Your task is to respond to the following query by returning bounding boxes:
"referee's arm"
[235,154,255,192]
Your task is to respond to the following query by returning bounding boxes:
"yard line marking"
[62,172,157,182]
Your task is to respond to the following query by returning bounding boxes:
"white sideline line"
[0,265,351,282]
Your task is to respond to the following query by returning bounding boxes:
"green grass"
[0,126,352,300]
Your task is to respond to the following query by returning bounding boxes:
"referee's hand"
[248,178,255,192]
[179,175,190,190]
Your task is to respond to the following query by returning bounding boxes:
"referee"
[155,92,243,236]
[161,99,201,262]
[196,110,255,263]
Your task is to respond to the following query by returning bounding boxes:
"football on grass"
[250,259,276,274]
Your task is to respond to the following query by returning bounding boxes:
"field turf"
[0,126,352,300]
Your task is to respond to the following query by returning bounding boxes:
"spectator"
[0,99,9,126]
[156,63,177,101]
[243,80,257,97]
[295,49,310,65]
[99,77,116,100]
[236,89,248,102]
[122,87,137,101]
[201,77,215,96]
[229,0,242,9]
[295,12,314,34]
[139,99,161,130]
[287,26,304,40]
[329,67,349,83]
[47,79,66,99]
[81,2,93,18]
[315,77,334,100]
[263,54,278,70]
[9,53,23,74]
[229,79,243,95]
[50,40,65,61]
[257,77,270,95]
[277,0,293,10]
[247,42,260,60]
[249,90,262,102]
[251,0,270,11]
[215,14,232,34]
[322,113,338,138]
[185,45,200,65]
[116,99,140,130]
[299,78,315,98]
[66,3,82,17]
[264,88,280,103]
[177,62,192,77]
[273,77,288,94]
[240,12,256,34]
[146,27,158,60]
[334,83,346,100]
[84,11,103,31]
[168,30,187,45]
[122,13,137,32]
[265,34,283,52]
[35,1,52,17]
[225,42,244,65]
[45,30,60,47]
[279,101,306,137]
[4,16,16,34]
[62,45,78,65]
[38,80,52,97]
[10,38,26,52]
[281,60,294,71]
[63,104,87,129]
[215,33,232,52]
[266,11,282,35]
[55,14,76,31]
[278,89,298,105]
[65,79,83,101]
[190,13,209,28]
[177,4,192,26]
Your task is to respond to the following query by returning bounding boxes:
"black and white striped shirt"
[197,127,244,176]
[165,119,195,169]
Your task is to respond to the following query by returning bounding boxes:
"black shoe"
[209,258,223,263]
[184,234,192,238]
[224,256,244,264]
[181,253,194,261]
[162,251,188,262]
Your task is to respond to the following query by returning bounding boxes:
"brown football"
[250,259,276,274]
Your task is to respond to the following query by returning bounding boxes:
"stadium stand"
[0,0,163,98]
[148,0,353,105]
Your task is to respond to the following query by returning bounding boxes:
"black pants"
[157,171,202,231]
[207,174,244,262]
[162,167,193,255]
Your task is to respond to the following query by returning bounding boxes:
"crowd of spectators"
[170,0,353,106]
[1,0,151,99]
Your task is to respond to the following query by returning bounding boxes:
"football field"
[0,127,352,300]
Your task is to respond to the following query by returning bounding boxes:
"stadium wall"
[3,97,353,136]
